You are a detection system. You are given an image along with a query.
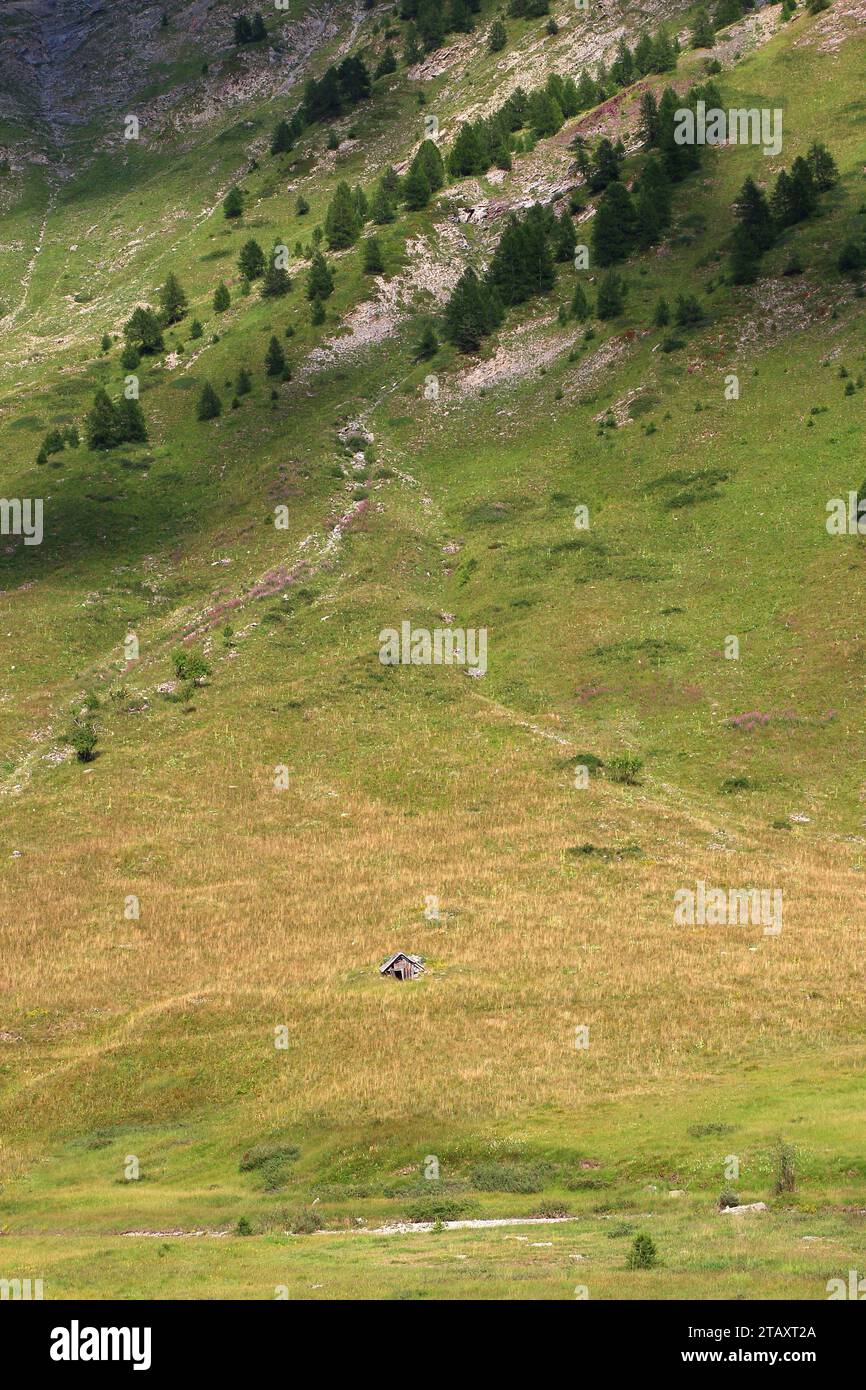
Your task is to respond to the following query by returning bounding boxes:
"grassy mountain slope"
[1,0,865,1297]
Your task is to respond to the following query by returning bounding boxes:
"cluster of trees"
[233,12,267,45]
[36,424,79,465]
[444,203,568,351]
[85,388,148,450]
[447,27,677,182]
[399,0,481,61]
[269,55,372,156]
[729,143,838,283]
[235,238,292,297]
[196,331,294,422]
[584,84,719,269]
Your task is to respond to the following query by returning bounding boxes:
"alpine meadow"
[1,0,866,1311]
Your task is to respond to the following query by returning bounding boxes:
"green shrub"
[626,1233,658,1269]
[289,1205,324,1234]
[471,1162,544,1193]
[172,649,211,685]
[405,1194,471,1223]
[67,719,98,763]
[607,753,643,785]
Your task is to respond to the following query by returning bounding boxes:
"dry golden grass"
[2,678,863,1165]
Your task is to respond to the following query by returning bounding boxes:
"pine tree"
[592,182,637,265]
[197,383,222,419]
[121,343,140,370]
[250,11,267,41]
[552,208,578,263]
[527,89,563,138]
[190,319,203,339]
[570,282,592,320]
[362,236,385,274]
[634,31,655,75]
[787,156,818,224]
[236,367,253,395]
[238,239,266,280]
[353,185,369,223]
[443,267,502,352]
[159,272,188,324]
[370,179,396,224]
[86,389,120,450]
[265,335,286,376]
[117,395,148,443]
[729,224,761,285]
[596,270,627,319]
[733,177,775,252]
[124,306,164,354]
[416,139,445,192]
[806,142,838,191]
[213,282,231,312]
[223,187,244,218]
[712,0,742,27]
[261,256,292,298]
[587,137,621,192]
[650,28,676,72]
[374,47,397,79]
[691,7,715,47]
[402,160,431,211]
[489,19,507,51]
[325,181,361,249]
[448,122,488,178]
[234,15,253,43]
[653,295,670,327]
[487,211,554,307]
[575,71,598,111]
[403,21,422,65]
[412,322,439,360]
[638,90,659,148]
[270,119,294,155]
[306,251,335,300]
[634,154,672,249]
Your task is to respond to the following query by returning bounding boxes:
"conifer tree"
[443,267,502,352]
[374,47,397,79]
[489,19,507,51]
[552,208,578,263]
[265,335,286,376]
[261,253,292,298]
[117,395,148,443]
[412,321,439,360]
[213,282,231,312]
[592,182,637,265]
[223,187,244,219]
[416,139,445,192]
[402,159,431,211]
[653,295,670,327]
[570,282,592,320]
[325,181,361,249]
[587,137,621,192]
[729,224,761,285]
[124,306,164,354]
[691,7,715,47]
[86,389,121,449]
[362,236,385,274]
[238,239,266,280]
[596,270,627,319]
[806,142,838,191]
[159,272,188,325]
[236,367,253,395]
[733,177,775,252]
[306,251,335,300]
[638,90,659,148]
[270,119,294,155]
[197,383,222,419]
[370,179,396,224]
[353,185,370,223]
